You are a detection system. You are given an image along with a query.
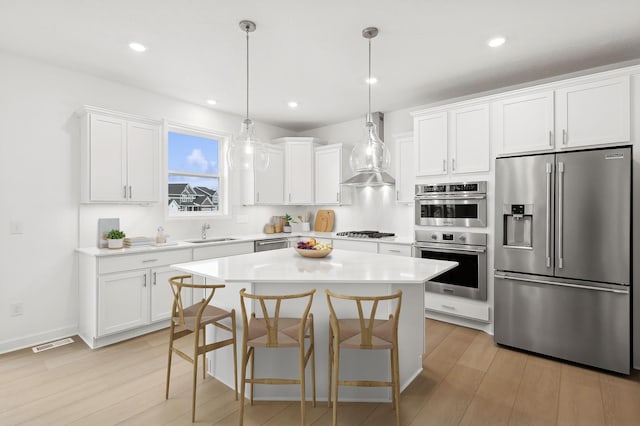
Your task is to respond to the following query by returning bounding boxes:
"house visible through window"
[167,128,224,216]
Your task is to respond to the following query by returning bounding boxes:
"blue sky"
[168,132,219,191]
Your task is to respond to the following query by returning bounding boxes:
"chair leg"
[202,325,207,380]
[191,329,199,423]
[327,328,333,408]
[239,343,249,426]
[392,346,401,426]
[232,310,239,401]
[390,347,396,410]
[299,345,306,426]
[165,320,176,400]
[331,341,339,426]
[309,320,316,408]
[249,347,255,405]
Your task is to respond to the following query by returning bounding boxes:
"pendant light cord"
[368,37,372,123]
[245,27,250,121]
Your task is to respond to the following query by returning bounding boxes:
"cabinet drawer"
[332,239,378,253]
[193,241,254,261]
[424,292,490,322]
[98,249,192,274]
[378,243,412,257]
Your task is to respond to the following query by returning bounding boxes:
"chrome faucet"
[201,223,211,240]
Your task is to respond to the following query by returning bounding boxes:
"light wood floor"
[1,320,639,425]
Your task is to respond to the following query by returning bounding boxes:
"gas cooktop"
[336,230,396,239]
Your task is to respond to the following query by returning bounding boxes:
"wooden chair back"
[239,288,316,346]
[168,275,226,327]
[325,289,402,347]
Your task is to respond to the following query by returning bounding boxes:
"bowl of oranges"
[294,238,333,258]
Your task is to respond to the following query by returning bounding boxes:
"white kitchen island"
[172,248,456,402]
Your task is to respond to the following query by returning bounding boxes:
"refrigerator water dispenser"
[503,204,533,248]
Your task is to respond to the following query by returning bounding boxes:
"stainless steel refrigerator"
[494,146,631,374]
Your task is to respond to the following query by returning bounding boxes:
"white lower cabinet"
[424,292,490,322]
[79,248,192,348]
[378,243,412,257]
[332,239,378,253]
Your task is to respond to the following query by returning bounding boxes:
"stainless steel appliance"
[336,230,395,238]
[414,230,487,300]
[254,238,289,252]
[415,181,487,227]
[494,146,631,374]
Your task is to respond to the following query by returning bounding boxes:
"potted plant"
[106,229,126,249]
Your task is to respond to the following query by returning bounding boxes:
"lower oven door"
[415,244,487,300]
[415,196,486,227]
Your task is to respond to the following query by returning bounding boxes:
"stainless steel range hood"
[341,112,396,187]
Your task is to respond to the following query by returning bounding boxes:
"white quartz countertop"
[171,248,456,285]
[76,232,414,257]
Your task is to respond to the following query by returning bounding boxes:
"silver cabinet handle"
[128,185,132,199]
[562,129,568,145]
[558,161,564,269]
[288,193,291,202]
[396,190,399,201]
[451,158,456,171]
[442,159,446,172]
[388,249,401,253]
[494,273,629,294]
[123,185,127,199]
[142,259,158,263]
[545,162,552,268]
[548,130,553,147]
[336,192,340,202]
[153,272,157,285]
[441,304,456,310]
[143,273,147,287]
[256,192,259,202]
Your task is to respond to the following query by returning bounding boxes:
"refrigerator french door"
[494,146,631,374]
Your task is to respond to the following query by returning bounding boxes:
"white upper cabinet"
[274,137,325,205]
[79,106,159,203]
[414,112,447,176]
[413,104,490,177]
[449,104,491,174]
[314,144,352,205]
[493,91,555,155]
[494,75,630,155]
[243,144,284,205]
[555,76,630,149]
[394,132,415,203]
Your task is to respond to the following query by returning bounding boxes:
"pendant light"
[227,20,269,171]
[342,27,395,187]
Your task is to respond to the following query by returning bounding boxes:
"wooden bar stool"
[325,289,403,426]
[238,288,316,426]
[165,275,238,423]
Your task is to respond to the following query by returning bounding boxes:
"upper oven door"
[415,195,487,227]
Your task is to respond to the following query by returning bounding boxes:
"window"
[166,125,226,217]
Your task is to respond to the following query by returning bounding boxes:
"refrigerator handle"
[545,162,552,268]
[558,161,564,269]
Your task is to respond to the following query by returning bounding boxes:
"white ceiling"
[1,0,640,131]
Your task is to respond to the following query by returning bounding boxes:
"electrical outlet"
[236,215,249,224]
[10,220,24,235]
[10,302,23,317]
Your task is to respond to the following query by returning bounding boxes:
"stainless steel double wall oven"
[415,181,487,227]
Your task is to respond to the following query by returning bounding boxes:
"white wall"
[0,52,298,353]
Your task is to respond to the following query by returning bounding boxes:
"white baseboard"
[0,324,78,355]
[425,311,494,335]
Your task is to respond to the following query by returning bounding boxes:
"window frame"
[163,120,230,220]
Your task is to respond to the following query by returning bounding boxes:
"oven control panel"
[416,230,487,246]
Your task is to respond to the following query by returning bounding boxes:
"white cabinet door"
[450,104,490,174]
[332,239,378,253]
[126,121,158,202]
[415,112,448,176]
[314,145,340,204]
[98,270,148,336]
[494,91,555,155]
[90,114,127,201]
[555,76,630,149]
[255,145,284,204]
[150,266,180,322]
[285,142,314,204]
[394,133,414,203]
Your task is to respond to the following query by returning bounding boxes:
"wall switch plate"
[10,302,23,317]
[10,220,24,235]
[236,215,249,224]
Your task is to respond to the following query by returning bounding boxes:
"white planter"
[107,238,124,249]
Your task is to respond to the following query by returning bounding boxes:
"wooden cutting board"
[314,209,335,232]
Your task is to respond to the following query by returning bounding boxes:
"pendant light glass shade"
[227,20,269,171]
[343,27,394,187]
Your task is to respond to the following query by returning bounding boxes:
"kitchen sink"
[187,238,238,244]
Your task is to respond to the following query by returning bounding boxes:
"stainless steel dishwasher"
[254,238,289,252]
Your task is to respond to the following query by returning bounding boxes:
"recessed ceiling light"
[206,99,217,105]
[488,37,506,48]
[129,42,147,52]
[366,77,378,84]
[288,101,299,109]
